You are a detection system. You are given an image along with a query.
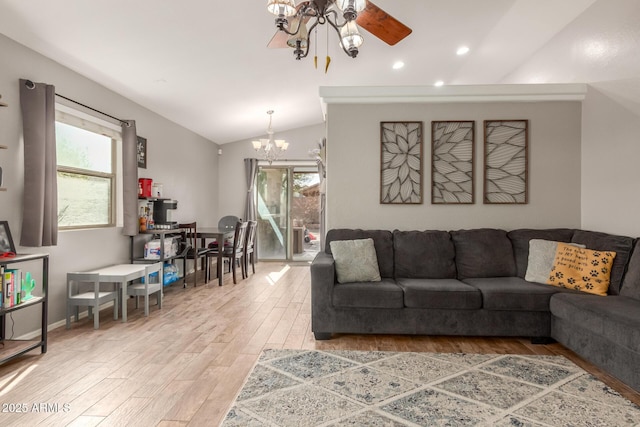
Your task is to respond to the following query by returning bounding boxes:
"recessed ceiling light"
[434,80,444,87]
[392,61,405,70]
[456,46,470,56]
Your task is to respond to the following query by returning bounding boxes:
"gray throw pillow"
[330,238,382,284]
[525,239,585,284]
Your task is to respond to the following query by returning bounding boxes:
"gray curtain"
[244,158,259,221]
[122,120,138,236]
[19,79,58,247]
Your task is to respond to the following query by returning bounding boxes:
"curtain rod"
[24,79,130,127]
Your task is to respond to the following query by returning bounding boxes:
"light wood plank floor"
[0,263,638,426]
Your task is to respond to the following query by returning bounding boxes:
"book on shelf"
[3,268,22,307]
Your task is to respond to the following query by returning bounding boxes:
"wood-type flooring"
[0,263,638,426]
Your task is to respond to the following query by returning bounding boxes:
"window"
[55,110,119,229]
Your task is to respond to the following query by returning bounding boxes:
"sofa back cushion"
[620,239,640,301]
[325,229,394,278]
[450,228,516,279]
[508,228,575,278]
[393,230,456,279]
[571,230,634,295]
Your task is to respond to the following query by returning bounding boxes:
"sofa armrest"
[311,252,336,305]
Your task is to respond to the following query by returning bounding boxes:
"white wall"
[217,123,325,219]
[0,34,219,335]
[581,86,640,236]
[326,101,582,231]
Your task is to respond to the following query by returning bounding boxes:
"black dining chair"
[178,222,210,287]
[244,220,258,276]
[207,221,248,285]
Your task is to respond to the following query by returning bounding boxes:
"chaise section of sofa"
[551,237,640,391]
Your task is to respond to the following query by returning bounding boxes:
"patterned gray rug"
[222,349,640,426]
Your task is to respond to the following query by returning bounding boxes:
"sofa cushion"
[508,228,574,278]
[571,230,635,295]
[396,278,481,309]
[329,238,381,284]
[332,279,404,308]
[326,229,394,278]
[548,243,615,296]
[550,293,640,354]
[393,230,456,279]
[450,229,516,279]
[525,240,612,296]
[621,240,640,301]
[463,277,569,311]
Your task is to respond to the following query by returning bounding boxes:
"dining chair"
[207,220,248,284]
[126,262,163,316]
[66,272,119,329]
[208,215,239,250]
[244,220,258,276]
[178,222,210,287]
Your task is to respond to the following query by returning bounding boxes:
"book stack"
[0,265,22,308]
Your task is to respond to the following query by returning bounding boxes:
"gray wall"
[0,34,219,335]
[581,86,640,236]
[217,123,325,219]
[325,101,582,231]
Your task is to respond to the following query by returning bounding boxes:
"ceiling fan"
[266,0,412,61]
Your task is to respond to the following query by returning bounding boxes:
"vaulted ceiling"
[1,0,638,144]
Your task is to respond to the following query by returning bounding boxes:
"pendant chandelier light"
[252,110,289,164]
[267,0,366,60]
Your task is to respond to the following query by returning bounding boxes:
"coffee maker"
[152,199,178,229]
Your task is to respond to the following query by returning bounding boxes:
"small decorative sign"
[137,136,147,169]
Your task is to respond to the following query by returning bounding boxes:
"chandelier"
[252,110,289,164]
[267,0,366,60]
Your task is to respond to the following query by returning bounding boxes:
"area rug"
[221,349,640,426]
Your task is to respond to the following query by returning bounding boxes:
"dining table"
[195,227,235,286]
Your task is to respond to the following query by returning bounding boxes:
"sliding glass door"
[257,167,289,260]
[257,164,321,261]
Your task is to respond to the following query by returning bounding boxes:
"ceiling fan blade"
[268,30,290,49]
[356,1,412,46]
[267,1,312,49]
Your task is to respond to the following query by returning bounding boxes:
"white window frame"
[55,104,123,230]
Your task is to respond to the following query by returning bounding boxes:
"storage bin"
[139,178,153,198]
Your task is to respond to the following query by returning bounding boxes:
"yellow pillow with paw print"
[547,242,616,296]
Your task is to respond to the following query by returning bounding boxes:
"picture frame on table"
[0,221,16,255]
[137,136,147,169]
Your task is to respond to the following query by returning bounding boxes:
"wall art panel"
[431,121,475,204]
[380,122,423,204]
[484,120,529,204]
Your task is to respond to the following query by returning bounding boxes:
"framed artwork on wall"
[380,121,423,204]
[137,136,147,169]
[431,121,475,204]
[484,119,528,204]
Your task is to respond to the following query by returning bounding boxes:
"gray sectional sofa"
[310,228,640,391]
